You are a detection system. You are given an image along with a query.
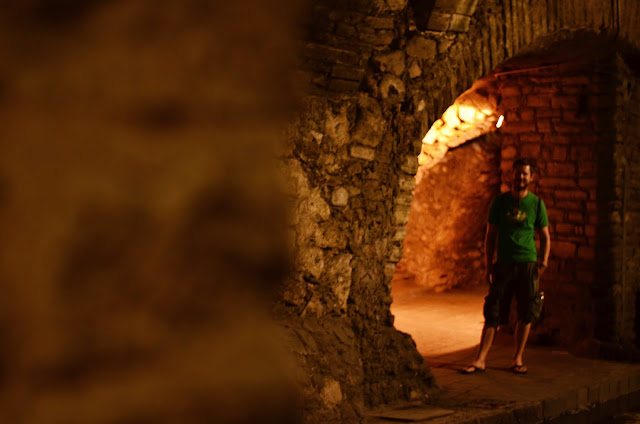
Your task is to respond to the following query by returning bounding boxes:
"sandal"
[511,364,528,374]
[460,365,486,374]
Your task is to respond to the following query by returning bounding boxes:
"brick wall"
[497,58,616,345]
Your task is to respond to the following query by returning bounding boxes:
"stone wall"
[599,54,640,347]
[281,0,640,422]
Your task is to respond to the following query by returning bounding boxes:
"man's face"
[512,164,532,190]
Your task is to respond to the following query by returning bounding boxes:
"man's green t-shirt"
[488,192,549,263]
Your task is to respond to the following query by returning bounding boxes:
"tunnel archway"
[391,33,640,362]
[280,1,640,421]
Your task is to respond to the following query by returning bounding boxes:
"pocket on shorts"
[528,291,544,322]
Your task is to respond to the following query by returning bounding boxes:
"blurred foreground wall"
[0,2,299,423]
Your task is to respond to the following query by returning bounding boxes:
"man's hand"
[485,267,492,285]
[537,263,547,276]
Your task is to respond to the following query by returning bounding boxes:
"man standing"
[462,158,551,374]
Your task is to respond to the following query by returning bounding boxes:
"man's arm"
[538,226,551,274]
[485,223,498,284]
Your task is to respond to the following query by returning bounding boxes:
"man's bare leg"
[513,321,531,372]
[463,324,496,372]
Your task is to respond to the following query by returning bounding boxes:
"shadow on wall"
[0,1,304,423]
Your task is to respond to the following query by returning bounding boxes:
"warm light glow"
[442,106,460,128]
[496,115,504,128]
[422,130,436,145]
[417,82,502,170]
[458,105,476,123]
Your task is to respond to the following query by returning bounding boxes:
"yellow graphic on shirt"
[507,207,527,225]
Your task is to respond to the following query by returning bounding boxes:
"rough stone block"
[298,246,325,279]
[395,191,413,205]
[393,226,407,242]
[385,0,408,11]
[308,188,332,220]
[389,245,403,262]
[433,0,458,12]
[359,29,394,47]
[398,175,416,191]
[374,50,406,76]
[379,74,406,101]
[331,64,365,81]
[455,0,479,14]
[335,23,356,38]
[408,60,422,78]
[331,187,350,206]
[328,254,353,311]
[426,11,451,31]
[315,226,348,249]
[351,96,385,147]
[394,205,412,225]
[365,16,396,30]
[328,78,361,93]
[384,262,397,278]
[449,14,471,32]
[437,37,454,53]
[350,145,376,161]
[401,155,419,174]
[320,378,343,406]
[406,36,437,59]
[305,43,360,65]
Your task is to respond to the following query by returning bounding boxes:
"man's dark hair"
[513,157,536,174]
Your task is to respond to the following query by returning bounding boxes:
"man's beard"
[514,179,528,190]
